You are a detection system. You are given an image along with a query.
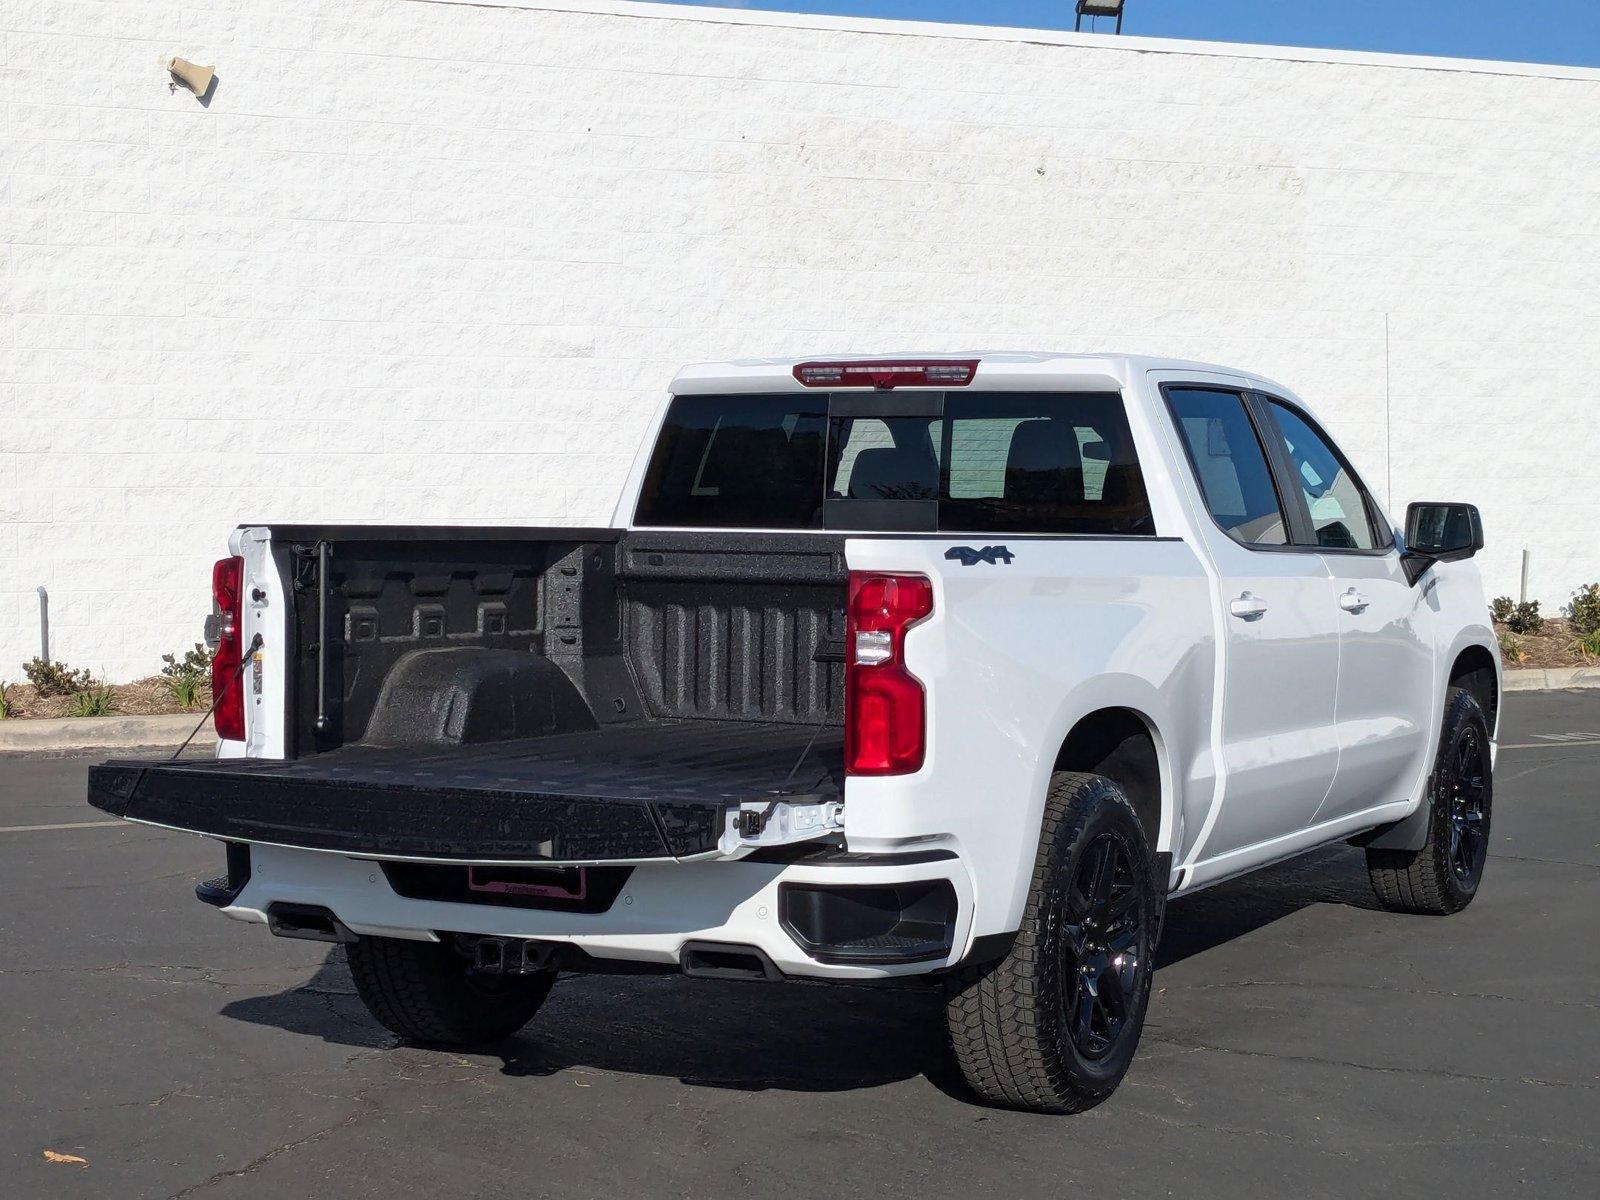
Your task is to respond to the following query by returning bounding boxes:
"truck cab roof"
[669,352,1293,398]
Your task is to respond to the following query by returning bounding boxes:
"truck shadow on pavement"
[1155,843,1383,969]
[218,845,1383,1097]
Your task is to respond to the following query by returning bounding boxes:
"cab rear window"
[634,392,1153,535]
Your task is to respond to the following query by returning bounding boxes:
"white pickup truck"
[91,353,1499,1113]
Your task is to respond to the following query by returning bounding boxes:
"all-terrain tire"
[1366,686,1492,915]
[945,772,1159,1114]
[347,936,555,1045]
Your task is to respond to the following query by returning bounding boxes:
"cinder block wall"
[4,0,1599,680]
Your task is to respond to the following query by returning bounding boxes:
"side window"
[1166,388,1288,547]
[1263,400,1383,551]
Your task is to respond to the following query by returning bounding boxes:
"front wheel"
[945,772,1158,1113]
[347,935,555,1046]
[1366,686,1492,915]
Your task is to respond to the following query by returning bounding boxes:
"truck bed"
[89,721,843,864]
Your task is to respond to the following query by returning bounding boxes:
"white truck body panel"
[172,352,1498,978]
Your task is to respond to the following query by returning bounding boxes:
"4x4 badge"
[945,545,1014,566]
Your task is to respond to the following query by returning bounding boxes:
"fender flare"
[995,675,1181,932]
[1353,631,1499,852]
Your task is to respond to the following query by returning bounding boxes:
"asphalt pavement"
[2,691,1597,1198]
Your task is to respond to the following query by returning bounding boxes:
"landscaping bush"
[161,643,214,710]
[1493,599,1544,634]
[161,643,213,682]
[1497,631,1526,666]
[1567,583,1600,637]
[1573,628,1600,664]
[23,658,96,697]
[67,687,117,718]
[0,681,12,719]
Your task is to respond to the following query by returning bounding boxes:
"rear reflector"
[846,572,934,775]
[211,555,245,742]
[793,360,978,389]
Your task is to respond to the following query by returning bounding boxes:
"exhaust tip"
[266,902,357,944]
[680,941,784,982]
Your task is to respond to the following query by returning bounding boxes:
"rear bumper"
[218,842,978,981]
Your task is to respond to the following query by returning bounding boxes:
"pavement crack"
[1168,977,1600,1010]
[1487,851,1599,869]
[1142,1035,1596,1090]
[163,1091,380,1199]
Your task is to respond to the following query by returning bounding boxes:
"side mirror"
[1402,501,1483,585]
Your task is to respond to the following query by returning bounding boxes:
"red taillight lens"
[846,572,934,775]
[211,555,245,742]
[793,360,978,389]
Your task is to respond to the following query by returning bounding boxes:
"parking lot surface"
[2,691,1597,1199]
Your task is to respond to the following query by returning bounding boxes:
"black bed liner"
[88,722,843,863]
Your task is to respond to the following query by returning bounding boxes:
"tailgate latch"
[721,799,844,855]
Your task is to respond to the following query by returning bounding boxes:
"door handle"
[1229,592,1268,620]
[1339,588,1370,614]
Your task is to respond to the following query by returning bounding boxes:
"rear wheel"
[347,935,554,1045]
[945,772,1158,1113]
[1366,687,1492,915]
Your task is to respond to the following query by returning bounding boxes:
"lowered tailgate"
[88,721,843,864]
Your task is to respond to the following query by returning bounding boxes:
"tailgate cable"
[738,699,836,839]
[779,636,847,791]
[169,633,264,760]
[116,632,264,816]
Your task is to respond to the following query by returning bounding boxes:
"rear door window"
[1166,388,1289,547]
[636,391,1153,535]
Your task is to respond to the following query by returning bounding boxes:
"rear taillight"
[211,555,245,742]
[845,572,934,776]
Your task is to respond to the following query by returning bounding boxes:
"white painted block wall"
[4,0,1599,681]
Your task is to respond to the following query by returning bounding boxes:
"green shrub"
[23,658,96,697]
[1497,631,1526,666]
[0,681,12,719]
[161,643,213,682]
[166,673,208,711]
[1489,596,1515,624]
[1573,628,1600,664]
[1501,600,1544,635]
[67,687,117,718]
[1567,583,1600,637]
[161,644,213,709]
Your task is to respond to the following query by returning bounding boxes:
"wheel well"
[1053,708,1162,848]
[1449,645,1499,733]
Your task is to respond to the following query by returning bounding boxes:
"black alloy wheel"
[1447,728,1489,884]
[1366,686,1493,916]
[1061,832,1144,1059]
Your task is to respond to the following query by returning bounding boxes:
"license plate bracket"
[467,864,588,901]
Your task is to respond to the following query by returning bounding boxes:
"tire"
[1366,687,1492,915]
[945,772,1159,1114]
[346,935,555,1046]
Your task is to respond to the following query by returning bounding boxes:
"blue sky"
[667,0,1600,68]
